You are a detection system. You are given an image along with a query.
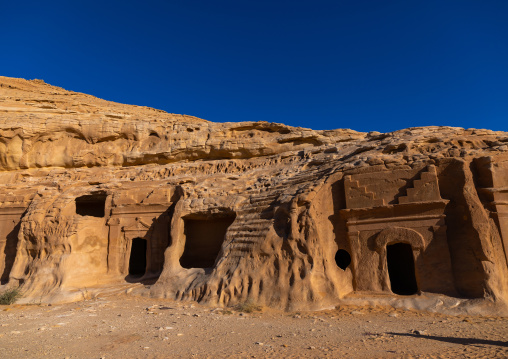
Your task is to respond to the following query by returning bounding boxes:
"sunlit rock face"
[0,76,507,311]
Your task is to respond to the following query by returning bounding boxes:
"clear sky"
[2,0,507,132]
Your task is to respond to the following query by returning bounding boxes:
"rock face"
[0,76,507,310]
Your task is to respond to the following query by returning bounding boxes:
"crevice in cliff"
[230,123,291,134]
[277,137,322,146]
[437,160,487,298]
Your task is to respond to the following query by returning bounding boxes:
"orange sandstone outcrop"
[0,76,507,312]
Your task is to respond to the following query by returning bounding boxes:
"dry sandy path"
[1,295,507,358]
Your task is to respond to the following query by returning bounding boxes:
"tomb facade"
[0,76,507,312]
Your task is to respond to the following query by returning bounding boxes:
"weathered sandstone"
[0,76,507,312]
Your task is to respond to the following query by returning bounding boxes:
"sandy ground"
[1,294,507,359]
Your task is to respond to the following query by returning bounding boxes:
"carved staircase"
[398,165,441,204]
[222,166,327,266]
[344,175,385,209]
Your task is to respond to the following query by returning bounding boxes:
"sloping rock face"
[0,76,507,310]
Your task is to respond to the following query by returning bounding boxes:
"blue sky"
[2,1,507,132]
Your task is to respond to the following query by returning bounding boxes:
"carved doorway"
[128,237,147,277]
[386,243,418,295]
[180,216,235,269]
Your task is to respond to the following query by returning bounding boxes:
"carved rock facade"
[0,76,507,311]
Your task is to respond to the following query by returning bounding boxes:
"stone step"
[233,217,272,225]
[228,244,252,252]
[420,172,435,181]
[230,238,258,245]
[229,224,271,232]
[229,231,267,238]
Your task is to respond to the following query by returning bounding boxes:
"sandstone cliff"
[0,76,507,312]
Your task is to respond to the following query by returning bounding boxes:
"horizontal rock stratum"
[0,76,507,313]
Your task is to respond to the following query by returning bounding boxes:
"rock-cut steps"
[222,166,330,266]
[398,165,441,204]
[223,193,278,265]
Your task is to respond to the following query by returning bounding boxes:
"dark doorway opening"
[387,243,418,295]
[180,216,235,269]
[129,237,147,276]
[75,193,107,217]
[335,249,351,270]
[1,222,21,284]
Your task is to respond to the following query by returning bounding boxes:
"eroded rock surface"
[0,76,507,311]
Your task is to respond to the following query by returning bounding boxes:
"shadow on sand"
[388,332,508,348]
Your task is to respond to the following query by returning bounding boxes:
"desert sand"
[1,293,507,358]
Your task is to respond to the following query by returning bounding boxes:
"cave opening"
[386,243,418,295]
[335,249,351,270]
[180,216,235,269]
[75,193,107,217]
[128,237,147,277]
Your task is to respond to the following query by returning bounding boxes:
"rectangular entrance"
[387,243,418,295]
[75,193,107,217]
[1,222,21,285]
[128,237,147,277]
[180,216,235,269]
